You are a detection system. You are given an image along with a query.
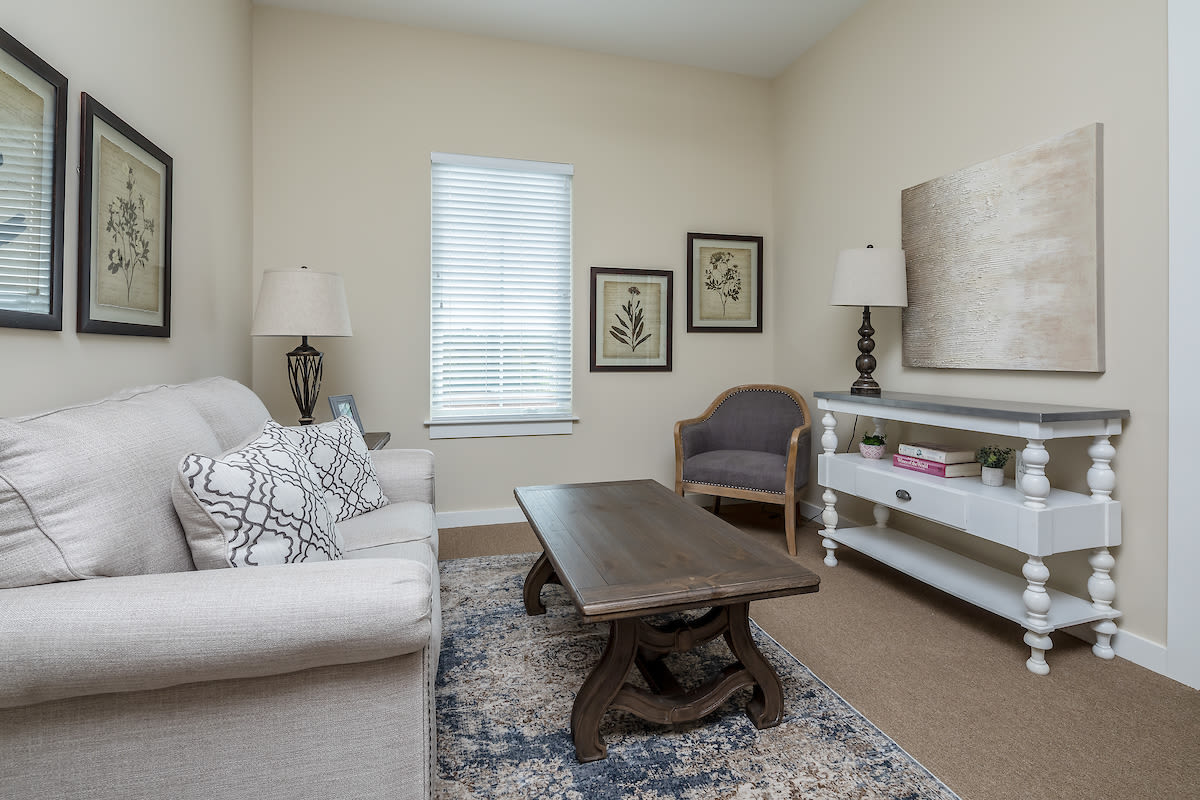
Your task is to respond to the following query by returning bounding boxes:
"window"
[429,152,573,438]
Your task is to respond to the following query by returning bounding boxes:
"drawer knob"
[895,489,912,501]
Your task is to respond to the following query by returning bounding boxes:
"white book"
[896,441,976,464]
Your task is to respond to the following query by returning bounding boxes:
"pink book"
[892,453,982,478]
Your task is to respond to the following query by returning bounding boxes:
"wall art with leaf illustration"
[686,232,763,333]
[589,266,672,372]
[78,92,172,336]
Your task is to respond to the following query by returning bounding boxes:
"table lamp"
[251,266,352,425]
[829,245,907,396]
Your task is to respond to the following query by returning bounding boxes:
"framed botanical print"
[78,92,173,337]
[0,26,67,331]
[686,232,763,333]
[590,267,673,372]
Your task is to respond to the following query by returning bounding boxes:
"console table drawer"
[855,469,967,528]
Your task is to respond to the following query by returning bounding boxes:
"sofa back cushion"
[0,384,229,588]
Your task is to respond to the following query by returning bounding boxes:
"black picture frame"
[0,26,67,331]
[686,232,764,333]
[328,394,364,433]
[589,266,673,372]
[78,92,173,337]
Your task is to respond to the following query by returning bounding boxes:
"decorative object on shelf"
[859,431,886,459]
[896,441,975,465]
[686,232,763,333]
[829,245,908,396]
[251,265,353,425]
[893,453,982,478]
[590,266,672,371]
[328,393,363,433]
[0,26,67,331]
[901,123,1103,372]
[976,445,1014,486]
[77,93,172,337]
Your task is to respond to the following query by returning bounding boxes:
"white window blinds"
[430,153,573,428]
[0,106,55,316]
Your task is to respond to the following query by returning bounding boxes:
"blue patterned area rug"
[437,554,960,800]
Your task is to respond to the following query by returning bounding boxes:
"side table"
[363,431,391,450]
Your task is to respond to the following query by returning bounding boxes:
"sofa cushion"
[0,385,224,589]
[270,417,388,522]
[338,501,438,558]
[173,424,343,569]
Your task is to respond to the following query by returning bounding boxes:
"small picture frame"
[78,92,173,337]
[686,232,763,333]
[328,394,364,433]
[590,266,673,372]
[0,26,67,331]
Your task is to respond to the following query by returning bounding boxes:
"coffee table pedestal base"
[526,589,784,763]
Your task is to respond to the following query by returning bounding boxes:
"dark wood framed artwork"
[78,92,172,337]
[686,232,764,333]
[590,266,673,372]
[328,394,364,433]
[0,26,67,331]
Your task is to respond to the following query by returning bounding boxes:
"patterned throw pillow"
[267,417,389,522]
[172,425,343,569]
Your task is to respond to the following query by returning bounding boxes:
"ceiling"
[255,0,865,78]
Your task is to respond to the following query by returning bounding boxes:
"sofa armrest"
[371,448,435,506]
[0,559,432,710]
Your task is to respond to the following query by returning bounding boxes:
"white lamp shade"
[251,268,353,337]
[829,247,908,307]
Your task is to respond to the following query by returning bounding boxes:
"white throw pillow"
[268,417,389,522]
[172,424,343,569]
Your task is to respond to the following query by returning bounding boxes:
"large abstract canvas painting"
[901,123,1103,372]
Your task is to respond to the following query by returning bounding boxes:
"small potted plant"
[976,445,1014,486]
[860,431,887,460]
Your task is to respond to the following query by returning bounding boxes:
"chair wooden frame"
[674,384,812,556]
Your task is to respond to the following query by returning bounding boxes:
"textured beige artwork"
[901,123,1103,371]
[95,135,161,312]
[603,280,662,360]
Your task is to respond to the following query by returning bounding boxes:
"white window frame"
[428,152,575,439]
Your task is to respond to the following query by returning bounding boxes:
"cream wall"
[0,0,253,416]
[251,7,776,512]
[772,0,1168,644]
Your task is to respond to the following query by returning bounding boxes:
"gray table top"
[813,390,1130,423]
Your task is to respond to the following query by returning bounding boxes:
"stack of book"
[892,441,982,477]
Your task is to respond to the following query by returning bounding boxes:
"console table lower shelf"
[825,522,1115,636]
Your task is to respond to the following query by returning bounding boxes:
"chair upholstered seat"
[674,384,812,555]
[683,449,809,495]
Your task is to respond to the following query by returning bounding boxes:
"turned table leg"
[820,411,840,566]
[1087,435,1120,660]
[1022,556,1053,675]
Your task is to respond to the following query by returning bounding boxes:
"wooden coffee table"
[515,479,820,762]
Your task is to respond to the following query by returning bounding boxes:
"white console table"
[814,390,1128,675]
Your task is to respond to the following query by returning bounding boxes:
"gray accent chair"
[674,384,812,555]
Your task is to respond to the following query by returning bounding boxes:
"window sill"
[425,416,577,439]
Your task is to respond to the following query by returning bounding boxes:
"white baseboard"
[436,507,529,529]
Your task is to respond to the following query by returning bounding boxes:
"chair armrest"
[784,424,814,491]
[0,559,432,709]
[371,448,435,506]
[674,418,712,461]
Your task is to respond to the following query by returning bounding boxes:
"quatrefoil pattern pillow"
[173,425,343,569]
[267,416,389,522]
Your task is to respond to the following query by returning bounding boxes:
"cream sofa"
[0,377,440,800]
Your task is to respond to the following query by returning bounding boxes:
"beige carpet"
[440,504,1200,800]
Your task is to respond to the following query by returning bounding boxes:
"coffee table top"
[514,479,820,622]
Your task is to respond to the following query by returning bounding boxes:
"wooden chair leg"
[784,500,797,556]
[712,496,722,516]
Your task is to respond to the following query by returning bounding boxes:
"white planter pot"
[981,465,1005,486]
